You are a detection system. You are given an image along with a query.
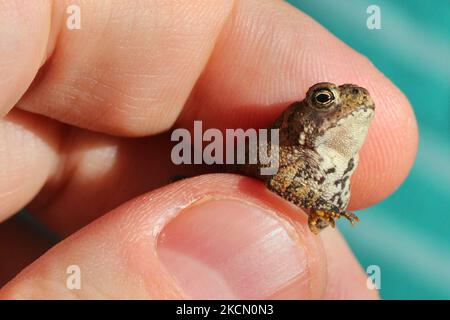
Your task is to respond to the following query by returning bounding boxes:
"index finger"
[0,0,417,228]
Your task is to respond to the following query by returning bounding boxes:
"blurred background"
[288,0,450,299]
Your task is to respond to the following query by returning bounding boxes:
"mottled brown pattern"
[235,82,375,234]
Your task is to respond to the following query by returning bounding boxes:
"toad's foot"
[340,211,360,225]
[308,210,359,234]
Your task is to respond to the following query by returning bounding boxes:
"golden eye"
[313,89,334,107]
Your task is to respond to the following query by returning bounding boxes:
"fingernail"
[157,198,316,299]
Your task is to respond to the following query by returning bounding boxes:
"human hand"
[0,0,417,299]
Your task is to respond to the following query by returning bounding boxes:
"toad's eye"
[313,89,334,107]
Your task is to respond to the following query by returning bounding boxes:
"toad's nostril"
[352,88,359,95]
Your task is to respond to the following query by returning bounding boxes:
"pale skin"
[0,0,417,299]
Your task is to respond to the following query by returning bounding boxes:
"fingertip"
[183,0,418,208]
[350,75,418,209]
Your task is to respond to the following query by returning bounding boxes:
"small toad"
[236,82,375,234]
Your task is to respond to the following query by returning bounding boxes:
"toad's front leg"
[308,209,359,234]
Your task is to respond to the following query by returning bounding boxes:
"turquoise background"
[288,0,450,299]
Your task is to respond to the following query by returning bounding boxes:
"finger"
[0,213,56,287]
[0,175,376,299]
[17,0,234,135]
[0,109,209,232]
[0,0,53,116]
[0,109,61,223]
[29,130,192,235]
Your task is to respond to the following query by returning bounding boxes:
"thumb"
[0,174,374,299]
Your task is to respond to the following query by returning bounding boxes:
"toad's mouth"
[334,105,375,127]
